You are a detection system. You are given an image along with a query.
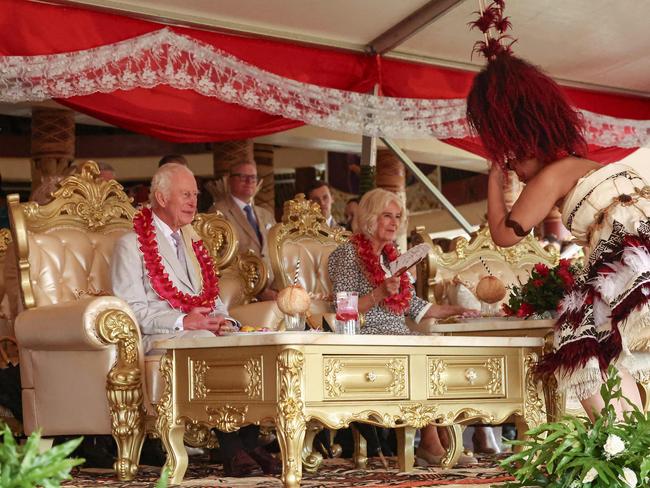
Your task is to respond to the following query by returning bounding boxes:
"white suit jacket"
[111,220,233,338]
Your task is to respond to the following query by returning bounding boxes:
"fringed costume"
[540,159,650,399]
[465,0,650,400]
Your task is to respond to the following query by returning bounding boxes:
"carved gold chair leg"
[107,384,146,480]
[440,424,464,469]
[396,426,416,472]
[329,429,343,458]
[302,420,324,473]
[351,424,368,469]
[98,310,147,481]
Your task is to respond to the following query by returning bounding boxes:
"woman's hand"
[488,162,505,188]
[380,275,401,298]
[426,304,480,319]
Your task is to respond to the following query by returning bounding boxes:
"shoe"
[501,424,517,441]
[415,446,478,466]
[248,446,282,475]
[223,449,259,477]
[472,427,501,455]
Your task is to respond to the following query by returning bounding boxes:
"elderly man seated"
[111,163,280,476]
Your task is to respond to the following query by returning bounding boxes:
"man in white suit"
[112,163,279,476]
[112,163,236,354]
[210,161,277,300]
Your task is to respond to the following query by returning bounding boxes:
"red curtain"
[1,0,648,160]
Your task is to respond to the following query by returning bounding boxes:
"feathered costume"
[466,1,650,399]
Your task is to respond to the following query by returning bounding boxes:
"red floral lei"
[350,233,412,314]
[133,207,219,313]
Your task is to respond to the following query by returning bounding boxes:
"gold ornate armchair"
[9,163,144,480]
[268,194,350,328]
[411,225,559,308]
[7,162,268,480]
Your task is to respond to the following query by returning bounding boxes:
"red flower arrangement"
[134,207,219,313]
[350,233,412,314]
[503,259,580,318]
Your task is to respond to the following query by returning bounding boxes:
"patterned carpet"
[62,456,513,488]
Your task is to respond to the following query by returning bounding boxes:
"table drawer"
[188,355,263,402]
[427,355,505,399]
[323,355,409,401]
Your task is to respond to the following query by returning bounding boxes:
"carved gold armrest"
[14,296,139,350]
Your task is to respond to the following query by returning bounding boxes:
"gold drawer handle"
[465,368,478,385]
[365,371,377,382]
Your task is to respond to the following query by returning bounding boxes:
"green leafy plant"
[503,259,580,318]
[501,366,650,487]
[0,425,84,487]
[156,467,170,488]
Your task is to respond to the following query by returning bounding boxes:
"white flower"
[620,467,638,488]
[603,434,625,458]
[583,467,598,483]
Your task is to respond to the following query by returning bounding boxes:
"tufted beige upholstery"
[411,225,559,310]
[267,194,350,326]
[7,162,263,481]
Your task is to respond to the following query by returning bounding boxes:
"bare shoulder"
[535,157,601,192]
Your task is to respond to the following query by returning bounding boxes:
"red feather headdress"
[466,1,587,170]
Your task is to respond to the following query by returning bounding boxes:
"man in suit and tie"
[210,161,277,300]
[306,181,340,228]
[112,163,280,476]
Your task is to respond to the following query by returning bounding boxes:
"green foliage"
[155,467,170,488]
[504,260,580,318]
[501,366,650,487]
[0,426,84,487]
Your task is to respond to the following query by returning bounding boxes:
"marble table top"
[432,318,554,333]
[156,330,544,350]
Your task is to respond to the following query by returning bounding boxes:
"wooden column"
[253,143,275,214]
[212,140,253,179]
[295,167,316,196]
[211,140,254,199]
[30,108,75,194]
[376,149,407,250]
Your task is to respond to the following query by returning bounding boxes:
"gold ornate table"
[155,332,545,487]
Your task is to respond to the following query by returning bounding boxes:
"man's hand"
[380,275,401,297]
[257,288,278,301]
[183,307,229,333]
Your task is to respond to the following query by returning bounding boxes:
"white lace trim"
[0,28,648,146]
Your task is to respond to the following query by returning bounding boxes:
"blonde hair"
[357,188,406,237]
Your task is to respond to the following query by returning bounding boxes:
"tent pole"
[379,137,475,235]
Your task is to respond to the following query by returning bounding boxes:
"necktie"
[243,204,263,245]
[170,231,188,273]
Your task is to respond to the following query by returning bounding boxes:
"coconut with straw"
[277,257,311,315]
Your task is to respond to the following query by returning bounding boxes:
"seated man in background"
[306,180,340,228]
[112,162,280,476]
[344,197,359,232]
[211,160,277,300]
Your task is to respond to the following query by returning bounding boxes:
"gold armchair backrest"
[8,162,135,310]
[192,211,237,271]
[267,194,349,296]
[411,225,559,304]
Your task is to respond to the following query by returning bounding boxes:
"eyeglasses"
[231,173,258,182]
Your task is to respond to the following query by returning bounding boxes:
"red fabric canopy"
[1,0,648,162]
